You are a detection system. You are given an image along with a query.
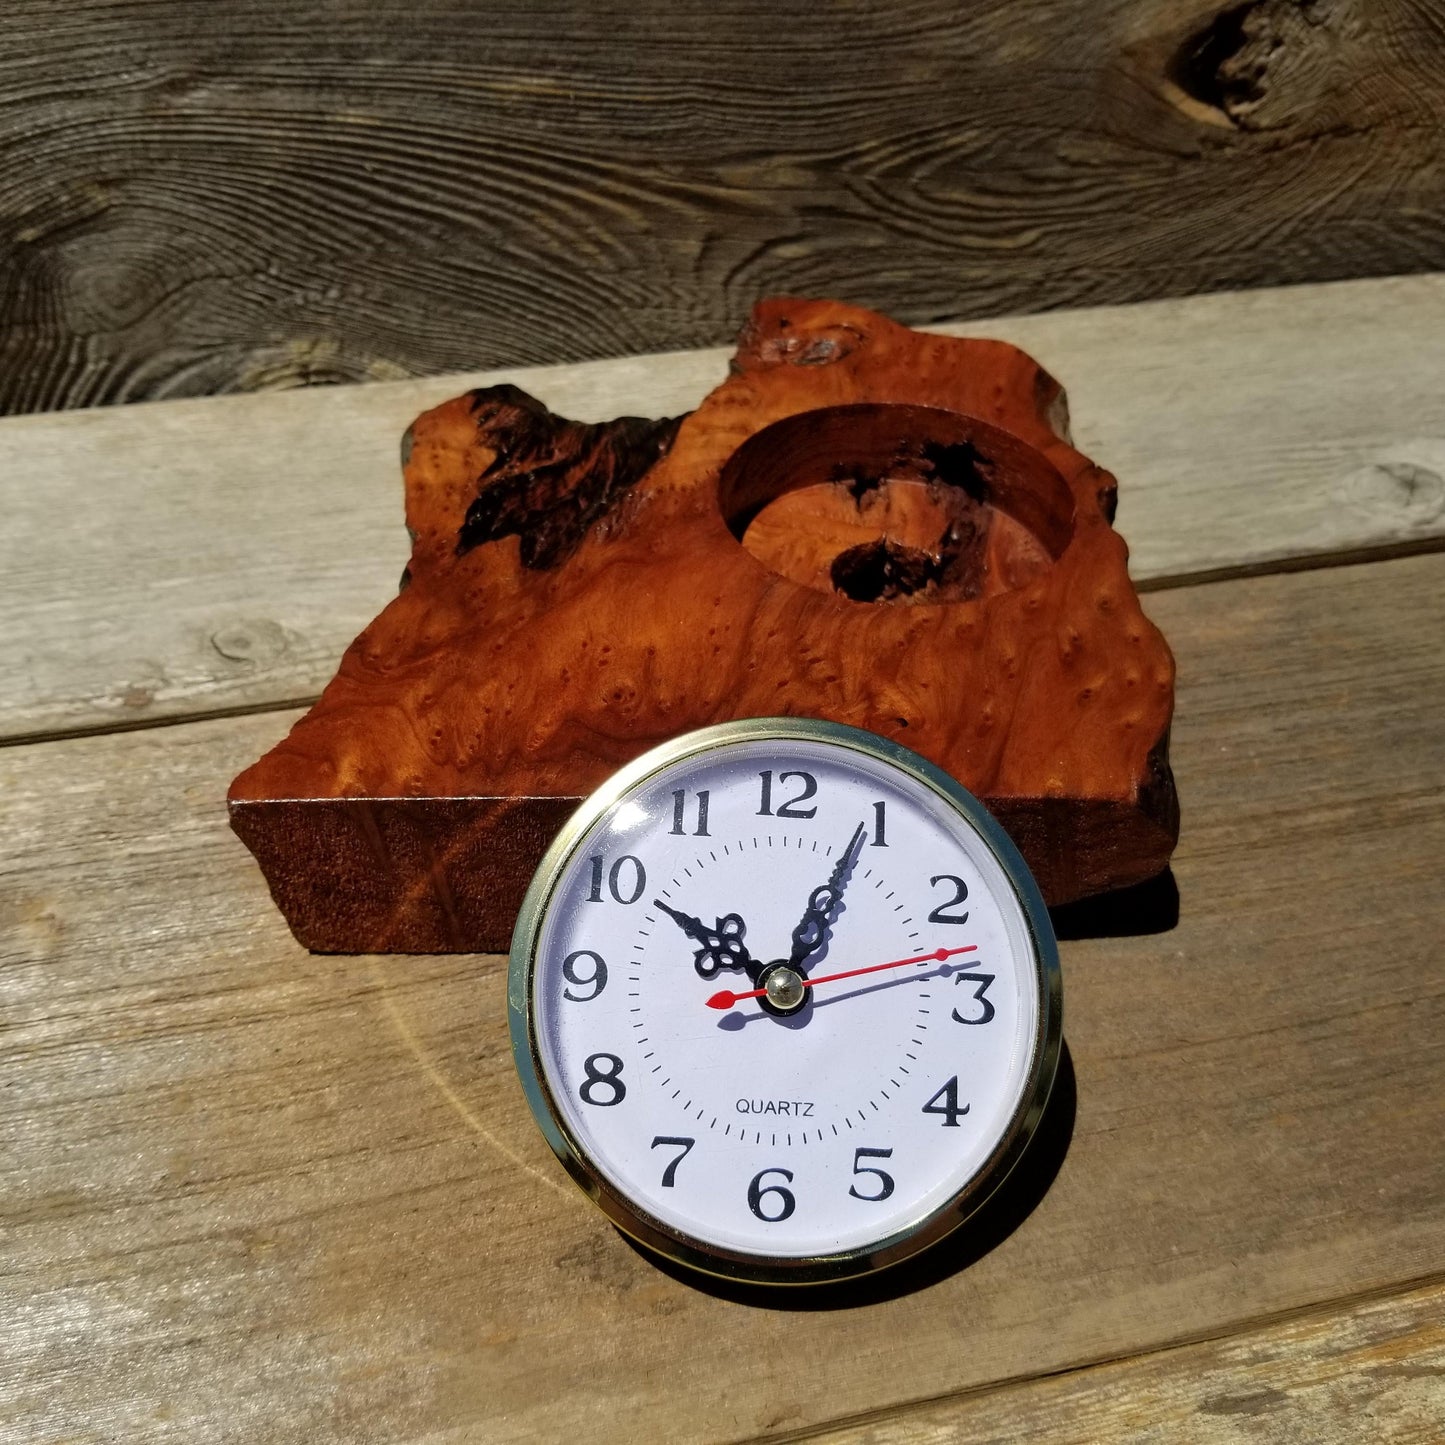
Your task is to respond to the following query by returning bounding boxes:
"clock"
[507,717,1062,1285]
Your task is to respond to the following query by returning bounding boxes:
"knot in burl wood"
[230,297,1179,953]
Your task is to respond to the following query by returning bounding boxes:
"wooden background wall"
[2,0,1443,416]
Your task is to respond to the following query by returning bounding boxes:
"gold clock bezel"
[507,717,1062,1286]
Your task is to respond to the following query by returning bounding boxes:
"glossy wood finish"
[229,300,1178,950]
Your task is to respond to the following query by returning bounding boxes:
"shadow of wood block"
[229,298,1178,952]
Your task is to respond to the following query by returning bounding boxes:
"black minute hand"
[654,900,758,981]
[788,820,866,970]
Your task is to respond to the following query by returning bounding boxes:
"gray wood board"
[2,552,1442,1442]
[2,0,1444,414]
[2,273,1443,742]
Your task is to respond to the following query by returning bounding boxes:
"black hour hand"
[789,820,866,970]
[654,900,757,981]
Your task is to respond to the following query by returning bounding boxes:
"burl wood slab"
[230,300,1179,952]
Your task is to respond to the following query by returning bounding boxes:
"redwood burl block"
[229,300,1179,952]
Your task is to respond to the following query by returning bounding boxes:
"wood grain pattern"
[806,1279,1445,1444]
[229,299,1179,949]
[2,272,1443,745]
[2,0,1444,414]
[3,552,1442,1442]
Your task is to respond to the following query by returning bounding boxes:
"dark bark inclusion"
[457,384,684,569]
[829,438,996,602]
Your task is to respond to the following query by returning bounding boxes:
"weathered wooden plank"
[2,553,1441,1443]
[995,277,1445,587]
[3,273,1443,743]
[2,0,1443,415]
[803,1279,1445,1444]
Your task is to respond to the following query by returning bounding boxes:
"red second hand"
[706,945,977,1010]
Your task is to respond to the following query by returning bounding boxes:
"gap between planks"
[755,1271,1445,1445]
[1133,531,1445,595]
[0,692,324,750]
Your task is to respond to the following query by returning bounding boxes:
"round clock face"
[508,718,1061,1284]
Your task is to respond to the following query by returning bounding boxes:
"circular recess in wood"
[715,404,1076,604]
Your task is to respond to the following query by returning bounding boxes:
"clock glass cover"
[508,718,1061,1284]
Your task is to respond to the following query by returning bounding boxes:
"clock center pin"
[759,963,807,1013]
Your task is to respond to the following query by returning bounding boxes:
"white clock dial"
[509,719,1061,1284]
